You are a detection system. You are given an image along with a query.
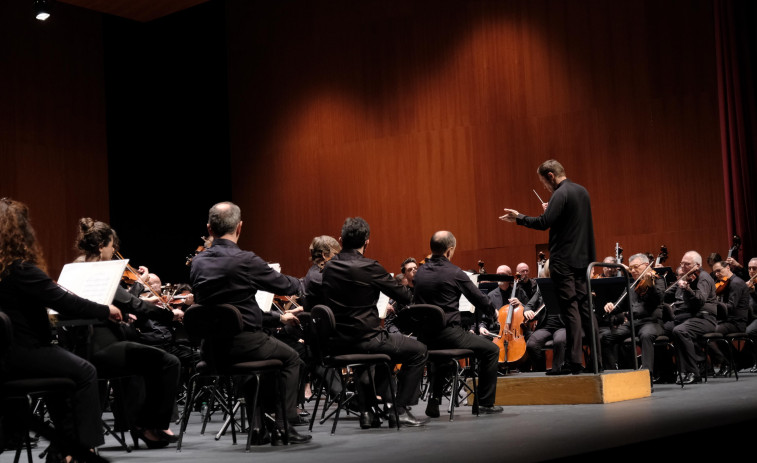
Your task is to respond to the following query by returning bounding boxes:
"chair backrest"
[309,305,337,361]
[402,304,446,342]
[0,311,12,374]
[183,304,245,371]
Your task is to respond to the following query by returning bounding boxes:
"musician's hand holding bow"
[280,312,300,326]
[172,308,184,322]
[604,302,615,314]
[499,209,519,222]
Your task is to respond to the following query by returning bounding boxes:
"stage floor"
[9,369,757,463]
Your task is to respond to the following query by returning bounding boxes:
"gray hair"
[208,201,241,236]
[628,253,650,264]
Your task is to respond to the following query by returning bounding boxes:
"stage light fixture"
[33,0,51,21]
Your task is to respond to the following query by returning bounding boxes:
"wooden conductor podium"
[469,274,651,405]
[469,370,652,406]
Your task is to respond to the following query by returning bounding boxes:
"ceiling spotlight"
[33,0,51,21]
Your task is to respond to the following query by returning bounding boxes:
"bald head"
[430,231,456,256]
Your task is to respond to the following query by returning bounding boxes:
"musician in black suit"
[413,231,503,417]
[709,260,749,376]
[190,201,310,443]
[320,217,429,427]
[601,253,664,375]
[664,251,718,384]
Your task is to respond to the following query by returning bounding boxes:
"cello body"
[493,276,527,363]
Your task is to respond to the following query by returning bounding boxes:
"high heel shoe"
[130,428,169,449]
[155,430,179,444]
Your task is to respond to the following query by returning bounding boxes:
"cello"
[493,274,527,364]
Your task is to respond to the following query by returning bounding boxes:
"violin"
[715,276,729,296]
[185,236,213,266]
[115,251,146,285]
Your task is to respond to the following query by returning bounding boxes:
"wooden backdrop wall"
[226,0,728,278]
[0,1,109,278]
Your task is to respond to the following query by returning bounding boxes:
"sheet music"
[377,292,391,319]
[459,271,479,312]
[56,260,129,305]
[256,263,281,313]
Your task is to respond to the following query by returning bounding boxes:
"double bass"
[493,274,527,363]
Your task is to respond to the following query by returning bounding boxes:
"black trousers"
[427,326,499,406]
[5,344,104,449]
[343,330,428,412]
[550,260,601,367]
[708,321,745,365]
[527,325,567,372]
[671,315,717,375]
[229,330,302,423]
[91,340,180,430]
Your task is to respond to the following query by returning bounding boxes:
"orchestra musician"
[385,257,418,334]
[0,198,123,461]
[74,218,182,447]
[664,251,718,385]
[301,235,341,312]
[481,265,528,339]
[745,257,757,373]
[601,253,664,378]
[516,262,538,301]
[189,201,311,444]
[500,159,600,374]
[413,231,503,417]
[320,217,429,428]
[708,260,749,376]
[524,260,570,374]
[595,256,617,278]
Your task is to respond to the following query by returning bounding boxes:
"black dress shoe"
[478,405,504,415]
[272,426,312,445]
[714,365,731,377]
[545,367,571,376]
[425,398,440,418]
[359,411,375,429]
[391,409,428,427]
[676,373,701,385]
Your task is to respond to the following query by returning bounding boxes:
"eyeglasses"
[628,263,647,270]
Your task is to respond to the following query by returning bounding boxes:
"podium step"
[469,369,651,405]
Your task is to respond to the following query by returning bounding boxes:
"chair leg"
[385,363,400,430]
[176,373,199,452]
[449,359,460,422]
[308,374,326,432]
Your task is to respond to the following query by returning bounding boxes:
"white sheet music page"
[56,260,129,305]
[256,263,281,313]
[459,271,479,312]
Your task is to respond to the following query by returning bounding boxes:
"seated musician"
[594,256,618,278]
[300,235,343,405]
[708,260,750,376]
[189,201,311,444]
[601,253,664,378]
[413,231,503,417]
[385,257,418,334]
[301,235,341,312]
[320,217,429,428]
[516,262,538,302]
[131,274,200,377]
[663,251,718,385]
[0,198,123,461]
[74,218,182,447]
[745,258,757,372]
[482,265,528,338]
[524,260,569,374]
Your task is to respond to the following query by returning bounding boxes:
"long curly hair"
[0,198,46,279]
[75,218,116,261]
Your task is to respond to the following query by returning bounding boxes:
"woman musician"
[0,198,122,461]
[600,253,664,377]
[72,218,181,447]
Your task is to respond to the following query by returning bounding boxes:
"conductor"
[499,159,600,374]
